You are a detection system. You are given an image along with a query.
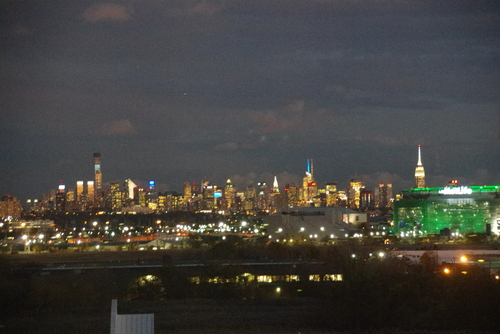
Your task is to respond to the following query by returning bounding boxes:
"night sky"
[1,1,499,200]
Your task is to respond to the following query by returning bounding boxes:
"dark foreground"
[2,246,500,333]
[2,299,497,334]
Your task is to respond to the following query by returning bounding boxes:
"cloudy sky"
[1,0,499,200]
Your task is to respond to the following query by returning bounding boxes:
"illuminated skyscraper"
[348,176,364,209]
[76,181,84,201]
[183,182,192,199]
[272,176,280,194]
[244,187,255,212]
[270,176,284,213]
[302,159,317,205]
[109,182,122,210]
[56,184,66,212]
[256,182,269,211]
[415,145,426,188]
[87,181,95,201]
[94,153,102,194]
[325,183,338,207]
[147,180,158,210]
[124,179,137,200]
[360,189,373,211]
[224,179,236,211]
[285,183,299,208]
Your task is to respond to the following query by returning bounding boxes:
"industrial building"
[394,185,500,237]
[263,207,364,241]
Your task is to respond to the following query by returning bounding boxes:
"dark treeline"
[1,242,500,333]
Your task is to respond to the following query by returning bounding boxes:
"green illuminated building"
[393,186,500,237]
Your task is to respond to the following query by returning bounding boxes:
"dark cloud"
[100,119,138,135]
[1,0,499,199]
[82,4,132,22]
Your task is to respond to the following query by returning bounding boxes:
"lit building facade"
[325,183,338,207]
[109,182,123,210]
[224,179,236,211]
[348,177,364,209]
[0,195,23,219]
[87,181,95,201]
[256,182,269,211]
[244,187,255,212]
[394,185,500,237]
[55,185,66,212]
[76,181,84,201]
[284,184,299,208]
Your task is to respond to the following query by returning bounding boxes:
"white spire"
[417,144,423,166]
[273,176,279,193]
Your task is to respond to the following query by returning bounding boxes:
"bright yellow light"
[443,268,450,274]
[276,287,281,293]
[478,259,485,262]
[460,256,467,262]
[461,271,468,274]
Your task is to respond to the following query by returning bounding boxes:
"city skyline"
[6,146,491,204]
[1,1,499,200]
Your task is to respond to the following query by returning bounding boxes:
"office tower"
[183,182,192,199]
[147,180,158,210]
[202,179,215,210]
[224,179,236,211]
[360,189,373,211]
[56,184,66,212]
[256,182,269,211]
[191,182,200,195]
[0,195,23,219]
[87,181,95,201]
[109,182,122,210]
[244,187,256,212]
[374,183,393,210]
[94,153,102,194]
[135,188,147,207]
[285,183,299,208]
[415,145,425,188]
[348,176,364,209]
[124,179,137,200]
[235,191,245,212]
[76,181,84,202]
[325,183,338,206]
[157,194,166,211]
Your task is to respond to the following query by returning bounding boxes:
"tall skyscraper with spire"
[272,176,280,194]
[270,176,284,213]
[415,145,426,188]
[94,153,102,194]
[302,159,317,205]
